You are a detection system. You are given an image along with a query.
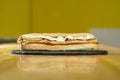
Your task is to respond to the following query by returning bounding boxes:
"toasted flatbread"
[17,33,99,50]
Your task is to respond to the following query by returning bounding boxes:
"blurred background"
[0,0,120,47]
[0,1,120,80]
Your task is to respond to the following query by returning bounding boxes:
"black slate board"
[11,50,108,55]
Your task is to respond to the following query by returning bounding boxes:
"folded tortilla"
[17,33,99,50]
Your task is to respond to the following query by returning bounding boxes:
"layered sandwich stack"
[17,33,99,50]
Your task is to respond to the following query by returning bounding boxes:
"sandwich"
[15,33,107,72]
[17,33,99,50]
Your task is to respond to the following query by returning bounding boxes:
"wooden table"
[0,43,120,80]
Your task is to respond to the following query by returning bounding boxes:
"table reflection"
[17,55,99,73]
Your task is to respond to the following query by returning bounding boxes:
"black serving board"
[11,50,108,55]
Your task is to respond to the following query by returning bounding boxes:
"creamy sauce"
[19,33,96,42]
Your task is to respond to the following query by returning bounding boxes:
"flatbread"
[17,33,99,50]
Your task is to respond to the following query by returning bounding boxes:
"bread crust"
[21,43,98,50]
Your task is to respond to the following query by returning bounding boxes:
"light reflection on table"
[17,55,99,73]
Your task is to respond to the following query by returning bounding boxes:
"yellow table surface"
[0,43,120,80]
